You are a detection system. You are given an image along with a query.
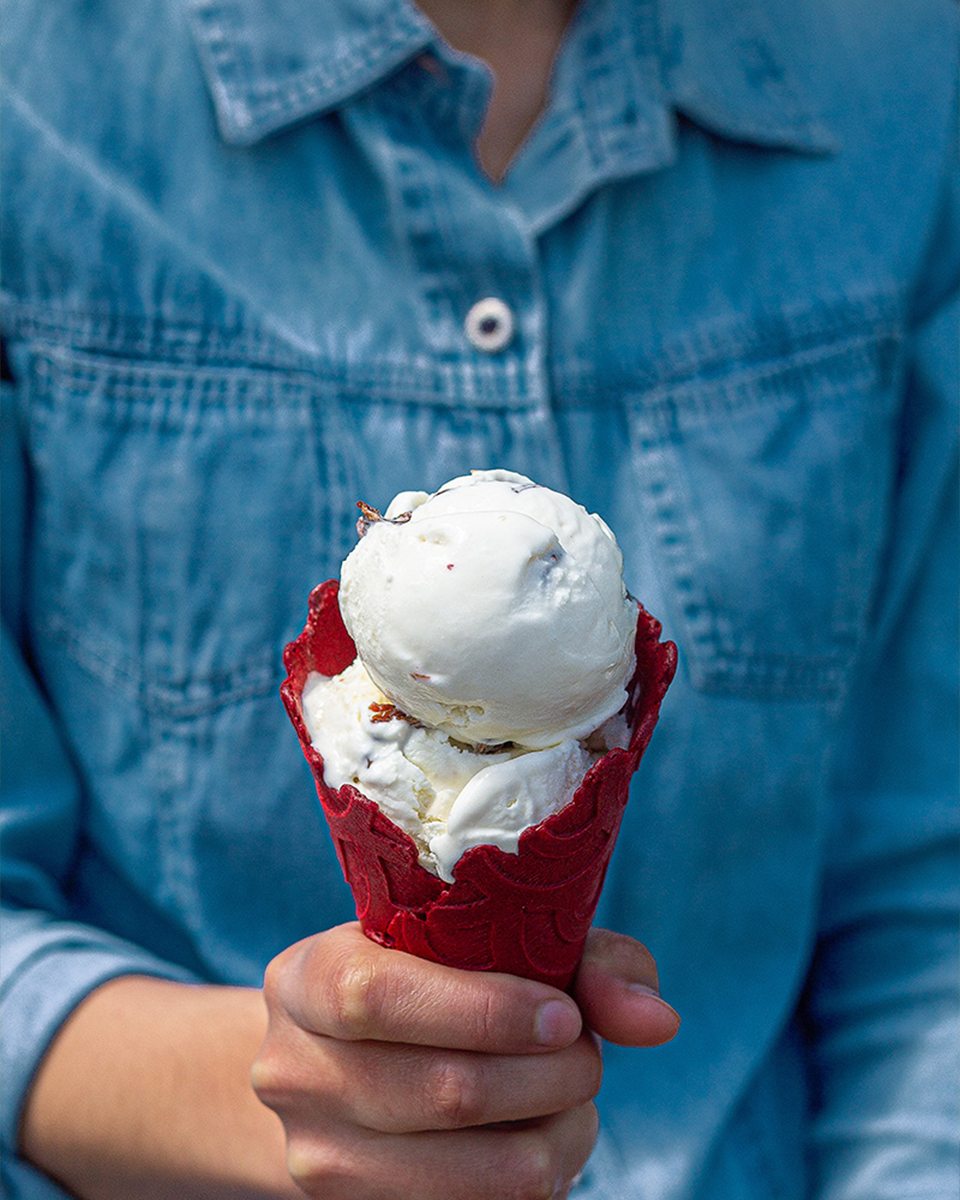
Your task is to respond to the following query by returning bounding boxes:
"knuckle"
[565,1104,600,1184]
[331,949,380,1038]
[249,1047,297,1112]
[262,938,307,1013]
[577,1102,601,1164]
[285,1139,350,1197]
[505,1135,560,1200]
[580,1044,604,1104]
[249,1053,279,1101]
[261,951,288,1011]
[285,1141,314,1187]
[424,1056,484,1128]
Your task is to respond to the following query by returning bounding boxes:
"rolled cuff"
[0,909,200,1158]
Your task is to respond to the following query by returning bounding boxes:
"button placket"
[354,69,549,408]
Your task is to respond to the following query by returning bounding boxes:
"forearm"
[19,975,300,1200]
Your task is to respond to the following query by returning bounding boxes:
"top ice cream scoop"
[337,469,638,749]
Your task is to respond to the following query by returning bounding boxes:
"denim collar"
[186,0,837,155]
[186,0,434,143]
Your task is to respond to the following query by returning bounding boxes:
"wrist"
[21,975,298,1200]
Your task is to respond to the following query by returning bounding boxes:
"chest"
[5,99,906,707]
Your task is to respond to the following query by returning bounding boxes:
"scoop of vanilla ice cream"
[302,660,596,882]
[338,469,638,749]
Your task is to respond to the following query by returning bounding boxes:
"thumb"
[572,928,681,1048]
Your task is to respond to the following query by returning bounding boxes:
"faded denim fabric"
[1,0,958,1197]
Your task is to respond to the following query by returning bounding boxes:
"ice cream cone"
[282,580,676,990]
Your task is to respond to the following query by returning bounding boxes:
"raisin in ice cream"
[300,469,638,882]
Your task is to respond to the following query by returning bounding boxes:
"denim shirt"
[2,0,957,1196]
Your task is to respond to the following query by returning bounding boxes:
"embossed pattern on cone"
[282,581,677,989]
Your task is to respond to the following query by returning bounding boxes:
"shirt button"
[464,297,515,352]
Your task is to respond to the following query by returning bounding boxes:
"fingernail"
[535,998,581,1046]
[623,982,661,999]
[624,984,680,1024]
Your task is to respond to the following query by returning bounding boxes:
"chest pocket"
[26,343,352,716]
[624,300,902,702]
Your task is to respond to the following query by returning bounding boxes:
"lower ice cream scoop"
[337,469,639,750]
[300,658,623,882]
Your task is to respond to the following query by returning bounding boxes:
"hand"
[253,923,678,1200]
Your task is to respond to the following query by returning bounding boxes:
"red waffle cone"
[282,580,677,990]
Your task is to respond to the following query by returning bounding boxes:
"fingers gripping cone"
[282,581,676,990]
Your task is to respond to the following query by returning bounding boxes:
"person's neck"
[416,0,577,181]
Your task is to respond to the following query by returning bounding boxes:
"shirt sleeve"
[805,172,960,1199]
[0,372,200,1165]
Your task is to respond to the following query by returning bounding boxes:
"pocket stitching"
[38,611,283,716]
[640,328,899,426]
